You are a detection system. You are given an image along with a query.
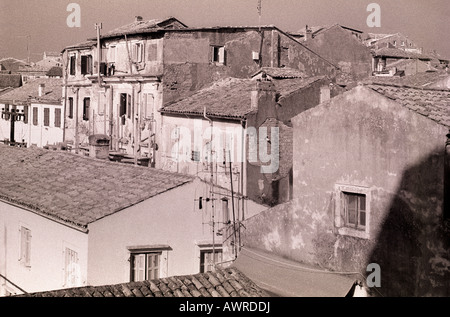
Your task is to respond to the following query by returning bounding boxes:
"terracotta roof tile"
[0,78,61,105]
[367,84,450,127]
[161,76,325,119]
[0,145,194,230]
[20,267,267,297]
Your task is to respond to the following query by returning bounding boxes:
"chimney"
[38,83,45,97]
[135,16,143,22]
[304,25,312,41]
[251,79,276,111]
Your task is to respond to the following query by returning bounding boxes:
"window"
[43,108,50,127]
[64,247,80,287]
[133,43,144,63]
[68,97,73,119]
[335,184,370,239]
[83,98,90,121]
[55,108,62,128]
[23,105,28,124]
[200,249,223,273]
[211,46,225,64]
[343,193,366,230]
[120,93,132,124]
[108,46,116,62]
[143,93,154,119]
[19,226,31,267]
[130,253,160,281]
[32,107,38,126]
[80,55,93,75]
[69,55,76,76]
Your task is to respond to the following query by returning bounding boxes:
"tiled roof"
[0,78,62,105]
[46,66,63,77]
[0,58,28,72]
[373,47,433,60]
[62,40,97,52]
[99,17,187,39]
[160,76,326,119]
[19,267,267,297]
[366,84,450,127]
[253,67,304,79]
[363,71,450,88]
[0,146,194,230]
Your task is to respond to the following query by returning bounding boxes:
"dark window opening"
[83,98,90,121]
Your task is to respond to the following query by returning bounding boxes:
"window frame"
[80,55,93,76]
[69,55,76,76]
[64,246,80,287]
[335,184,371,239]
[127,245,171,282]
[54,108,62,128]
[199,248,223,273]
[32,107,38,126]
[211,46,225,65]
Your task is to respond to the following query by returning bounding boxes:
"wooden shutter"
[55,108,61,128]
[70,56,76,75]
[33,107,38,126]
[43,108,50,126]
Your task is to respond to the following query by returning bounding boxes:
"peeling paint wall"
[302,25,372,83]
[241,86,450,296]
[162,29,336,104]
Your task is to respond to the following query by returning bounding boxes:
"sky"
[1,0,449,62]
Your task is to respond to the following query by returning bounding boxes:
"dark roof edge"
[0,196,89,233]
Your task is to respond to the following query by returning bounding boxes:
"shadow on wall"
[368,150,450,297]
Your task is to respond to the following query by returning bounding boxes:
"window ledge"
[127,244,172,253]
[337,227,370,239]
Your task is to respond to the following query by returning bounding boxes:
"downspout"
[445,130,450,220]
[203,107,216,265]
[74,87,79,154]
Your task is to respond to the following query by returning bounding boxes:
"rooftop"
[252,67,304,79]
[0,146,194,230]
[366,83,450,127]
[160,76,326,120]
[0,78,62,105]
[373,47,433,60]
[97,17,187,39]
[18,267,267,297]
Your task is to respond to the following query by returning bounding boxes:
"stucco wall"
[304,26,372,82]
[0,201,88,295]
[241,86,450,296]
[87,178,266,286]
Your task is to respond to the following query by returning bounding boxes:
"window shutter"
[127,94,131,119]
[55,108,61,128]
[43,108,50,127]
[33,107,38,126]
[218,47,225,64]
[68,97,73,119]
[70,56,76,75]
[23,105,28,124]
[81,56,87,75]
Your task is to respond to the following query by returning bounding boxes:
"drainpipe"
[74,87,79,154]
[445,130,450,220]
[203,107,216,264]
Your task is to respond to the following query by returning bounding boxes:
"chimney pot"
[38,83,45,97]
[135,16,143,22]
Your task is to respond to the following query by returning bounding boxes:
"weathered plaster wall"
[162,29,336,104]
[241,86,450,296]
[303,26,372,82]
[87,178,266,285]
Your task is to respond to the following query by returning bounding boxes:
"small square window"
[211,46,225,65]
[130,252,161,281]
[335,184,371,239]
